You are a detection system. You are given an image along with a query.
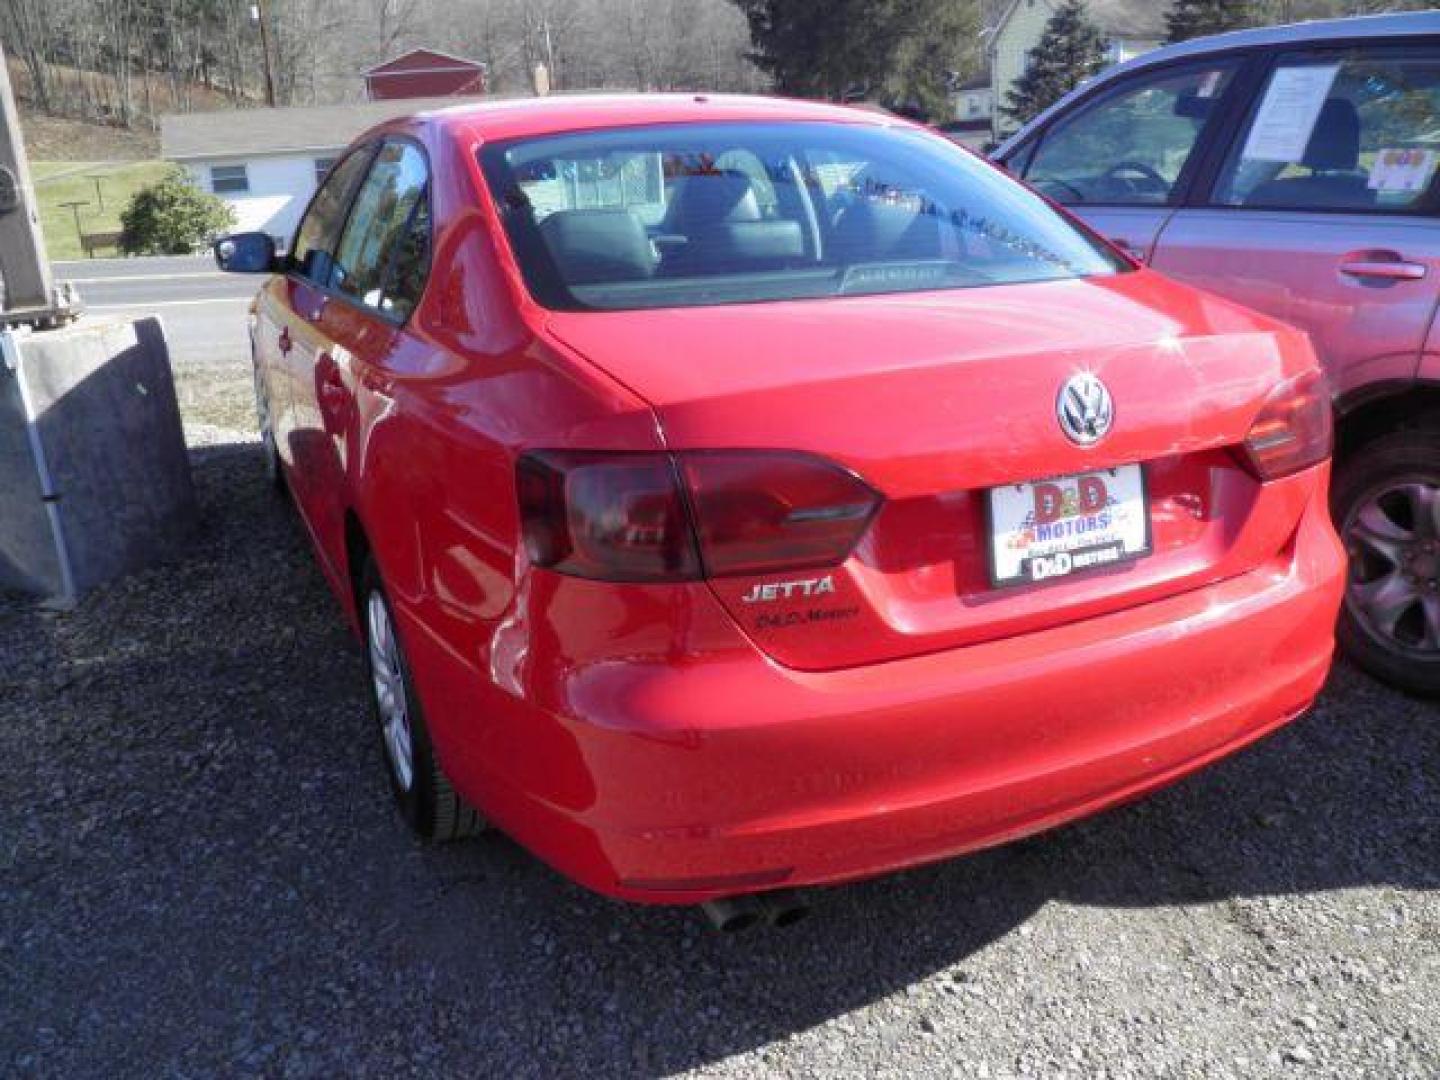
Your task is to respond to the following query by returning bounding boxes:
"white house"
[159,96,480,242]
[940,75,997,150]
[989,0,1170,137]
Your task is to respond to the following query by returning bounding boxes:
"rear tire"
[360,558,485,840]
[1333,427,1440,697]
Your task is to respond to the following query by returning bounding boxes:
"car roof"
[1123,10,1440,66]
[402,93,900,144]
[996,11,1440,156]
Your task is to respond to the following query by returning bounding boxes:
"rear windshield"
[479,121,1126,311]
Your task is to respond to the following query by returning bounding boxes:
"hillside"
[19,108,159,161]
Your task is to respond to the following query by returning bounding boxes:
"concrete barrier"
[0,317,196,601]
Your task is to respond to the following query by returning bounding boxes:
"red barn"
[364,48,487,101]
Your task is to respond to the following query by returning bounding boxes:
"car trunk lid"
[544,272,1317,670]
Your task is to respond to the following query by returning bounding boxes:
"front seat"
[1246,98,1375,210]
[660,170,803,274]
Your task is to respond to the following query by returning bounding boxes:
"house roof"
[364,47,485,77]
[995,0,1170,43]
[159,96,484,161]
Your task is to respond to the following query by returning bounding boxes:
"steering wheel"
[1100,160,1169,198]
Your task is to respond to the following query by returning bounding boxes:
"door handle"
[277,326,292,355]
[1339,259,1427,282]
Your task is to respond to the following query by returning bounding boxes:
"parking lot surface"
[2,399,1438,1077]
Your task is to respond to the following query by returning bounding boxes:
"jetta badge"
[1057,373,1114,446]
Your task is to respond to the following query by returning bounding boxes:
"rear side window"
[328,141,430,318]
[1214,50,1440,212]
[480,121,1124,312]
[290,147,373,283]
[1023,62,1238,205]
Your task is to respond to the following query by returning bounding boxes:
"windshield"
[479,121,1126,311]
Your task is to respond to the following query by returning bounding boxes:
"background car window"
[329,141,429,312]
[482,121,1124,312]
[1214,51,1440,212]
[290,147,372,283]
[1024,64,1237,205]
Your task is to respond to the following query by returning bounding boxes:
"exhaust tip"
[760,890,811,928]
[701,896,764,933]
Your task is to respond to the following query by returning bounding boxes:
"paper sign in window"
[1368,149,1439,194]
[1240,65,1341,164]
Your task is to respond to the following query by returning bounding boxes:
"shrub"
[119,166,236,255]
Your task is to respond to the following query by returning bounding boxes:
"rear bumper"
[470,490,1345,904]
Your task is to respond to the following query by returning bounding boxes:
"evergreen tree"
[1165,0,1253,44]
[730,0,977,118]
[1002,0,1106,127]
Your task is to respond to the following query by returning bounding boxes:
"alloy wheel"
[367,590,415,791]
[1343,478,1440,656]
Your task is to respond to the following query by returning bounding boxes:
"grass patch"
[32,160,172,260]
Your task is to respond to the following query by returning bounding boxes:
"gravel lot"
[2,384,1438,1076]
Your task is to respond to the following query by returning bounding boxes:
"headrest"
[539,210,656,285]
[666,170,762,230]
[832,201,942,262]
[1303,99,1360,172]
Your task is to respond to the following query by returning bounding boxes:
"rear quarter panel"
[343,122,664,835]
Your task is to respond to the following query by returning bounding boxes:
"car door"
[268,145,374,511]
[1006,58,1248,262]
[303,138,432,580]
[1150,44,1440,401]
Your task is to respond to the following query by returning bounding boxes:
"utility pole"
[0,46,72,327]
[253,0,278,107]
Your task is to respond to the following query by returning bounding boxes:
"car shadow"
[2,438,1436,1077]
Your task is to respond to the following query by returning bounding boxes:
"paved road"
[54,255,256,366]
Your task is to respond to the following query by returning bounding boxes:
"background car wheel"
[360,558,485,840]
[253,364,284,492]
[1333,426,1440,697]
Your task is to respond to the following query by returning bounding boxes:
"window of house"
[1213,50,1440,212]
[1023,62,1238,205]
[210,165,250,194]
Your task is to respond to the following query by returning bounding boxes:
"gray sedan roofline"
[995,11,1440,158]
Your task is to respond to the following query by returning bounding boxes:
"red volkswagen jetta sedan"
[216,95,1345,913]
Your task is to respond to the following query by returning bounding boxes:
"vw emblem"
[1057,373,1114,446]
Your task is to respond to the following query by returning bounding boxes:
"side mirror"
[214,232,280,273]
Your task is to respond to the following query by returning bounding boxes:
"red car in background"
[215,95,1345,927]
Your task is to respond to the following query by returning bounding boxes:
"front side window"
[210,164,249,194]
[329,141,430,317]
[480,121,1124,312]
[290,146,373,283]
[1214,50,1440,212]
[1023,63,1238,205]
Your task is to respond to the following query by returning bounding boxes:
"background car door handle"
[278,327,292,354]
[1339,259,1427,282]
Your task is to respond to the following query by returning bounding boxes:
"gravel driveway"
[2,418,1437,1078]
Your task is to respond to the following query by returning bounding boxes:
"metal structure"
[0,49,79,329]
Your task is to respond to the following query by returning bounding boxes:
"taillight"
[1240,369,1333,480]
[517,450,881,583]
[517,452,700,582]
